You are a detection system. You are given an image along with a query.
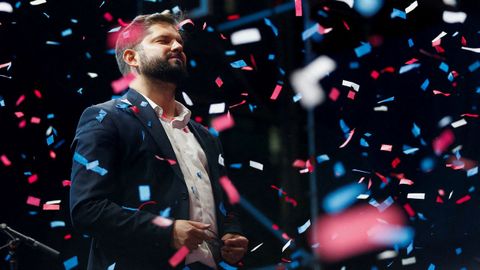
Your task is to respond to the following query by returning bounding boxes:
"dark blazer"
[70,88,242,270]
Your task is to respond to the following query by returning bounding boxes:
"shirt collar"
[139,92,191,129]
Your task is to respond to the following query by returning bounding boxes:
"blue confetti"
[229,163,242,169]
[138,185,151,201]
[333,161,346,177]
[377,196,394,212]
[73,152,88,165]
[64,256,78,270]
[50,221,66,228]
[297,219,311,234]
[264,18,278,36]
[160,207,171,218]
[408,38,414,47]
[360,138,369,147]
[420,157,435,172]
[407,241,413,254]
[370,226,414,247]
[230,60,247,68]
[354,0,384,17]
[96,109,107,122]
[209,127,219,137]
[292,94,302,102]
[107,263,116,270]
[140,101,148,107]
[378,96,395,104]
[467,167,478,177]
[439,62,449,73]
[468,60,480,72]
[421,78,430,91]
[428,264,436,270]
[349,61,359,69]
[46,41,60,45]
[391,8,406,19]
[47,113,55,119]
[339,119,350,134]
[46,135,54,146]
[0,96,5,107]
[399,63,421,74]
[302,23,319,41]
[189,59,197,68]
[456,247,462,255]
[219,202,227,216]
[225,50,236,56]
[316,154,330,164]
[219,261,237,270]
[268,54,275,60]
[354,42,372,58]
[412,123,421,137]
[448,72,454,81]
[323,183,366,213]
[403,145,419,155]
[61,28,72,37]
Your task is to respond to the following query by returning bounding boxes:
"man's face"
[136,22,188,84]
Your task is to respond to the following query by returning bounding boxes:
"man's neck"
[130,75,177,118]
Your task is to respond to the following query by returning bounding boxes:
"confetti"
[151,216,173,227]
[26,196,41,206]
[168,246,189,267]
[322,183,366,213]
[111,73,135,94]
[270,84,283,100]
[451,118,467,128]
[354,42,372,57]
[30,0,46,5]
[297,219,311,234]
[249,160,263,170]
[291,56,336,109]
[354,0,383,17]
[282,239,292,252]
[405,1,418,14]
[294,0,302,16]
[1,154,11,166]
[231,28,261,45]
[63,256,78,270]
[442,11,467,24]
[211,113,235,132]
[219,176,240,204]
[209,102,226,114]
[432,129,454,155]
[250,242,263,252]
[407,193,425,200]
[138,185,151,201]
[0,2,13,13]
[342,80,360,91]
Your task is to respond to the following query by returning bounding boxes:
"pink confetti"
[43,204,60,210]
[18,120,26,128]
[405,58,418,65]
[270,84,283,100]
[375,172,388,184]
[342,20,350,30]
[168,246,189,267]
[329,87,340,101]
[219,176,240,204]
[433,90,451,96]
[339,128,355,148]
[26,196,41,207]
[14,112,24,118]
[103,12,113,22]
[399,179,414,185]
[154,155,177,165]
[50,150,56,159]
[380,144,393,152]
[62,180,71,187]
[16,95,25,106]
[1,154,12,166]
[456,195,471,204]
[211,113,235,132]
[215,77,223,88]
[177,19,194,30]
[436,196,444,203]
[111,73,135,94]
[33,89,42,98]
[30,117,41,124]
[310,205,406,262]
[292,159,306,168]
[152,216,173,227]
[28,174,38,184]
[347,90,356,100]
[432,129,455,155]
[295,0,302,16]
[391,157,401,168]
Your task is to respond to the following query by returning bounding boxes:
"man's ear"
[123,49,139,69]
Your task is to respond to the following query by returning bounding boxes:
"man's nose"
[171,40,183,52]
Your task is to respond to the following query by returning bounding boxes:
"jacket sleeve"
[212,135,244,236]
[69,105,173,250]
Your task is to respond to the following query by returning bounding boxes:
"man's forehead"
[146,23,181,39]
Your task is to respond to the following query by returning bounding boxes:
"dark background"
[1,0,480,269]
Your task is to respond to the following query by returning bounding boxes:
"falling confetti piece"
[219,176,240,204]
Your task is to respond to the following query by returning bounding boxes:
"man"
[70,11,248,270]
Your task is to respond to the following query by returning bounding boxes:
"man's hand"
[221,233,249,265]
[171,220,213,250]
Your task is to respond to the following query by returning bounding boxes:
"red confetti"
[329,87,340,101]
[211,113,235,132]
[370,70,380,79]
[43,204,60,210]
[168,246,189,267]
[111,73,136,94]
[103,12,113,22]
[227,14,240,20]
[391,157,401,168]
[375,172,388,184]
[342,20,350,30]
[62,180,71,187]
[432,129,455,155]
[295,0,302,16]
[456,195,471,204]
[347,90,356,100]
[26,196,41,207]
[18,119,26,128]
[33,89,42,98]
[433,90,451,96]
[30,117,41,124]
[219,176,240,204]
[16,95,25,106]
[64,234,72,240]
[14,112,24,118]
[403,203,415,217]
[215,76,223,88]
[28,174,38,184]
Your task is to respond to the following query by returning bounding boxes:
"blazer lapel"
[123,89,185,181]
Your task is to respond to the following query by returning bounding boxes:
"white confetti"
[182,91,193,106]
[443,11,467,24]
[45,200,61,204]
[218,154,224,166]
[250,242,264,252]
[374,106,388,111]
[461,47,480,53]
[249,160,263,171]
[342,80,360,91]
[281,239,292,253]
[87,72,98,78]
[356,194,370,199]
[432,31,447,44]
[451,118,467,128]
[407,193,425,200]
[402,257,417,265]
[405,1,418,13]
[231,28,261,45]
[208,102,225,114]
[377,250,398,260]
[0,2,13,13]
[291,56,336,109]
[30,0,47,5]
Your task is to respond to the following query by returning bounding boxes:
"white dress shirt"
[140,94,218,269]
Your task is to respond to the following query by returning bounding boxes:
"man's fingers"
[222,246,245,253]
[188,220,211,229]
[224,237,248,248]
[190,228,213,241]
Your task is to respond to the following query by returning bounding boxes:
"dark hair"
[115,11,185,76]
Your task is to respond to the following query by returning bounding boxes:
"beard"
[138,50,188,86]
